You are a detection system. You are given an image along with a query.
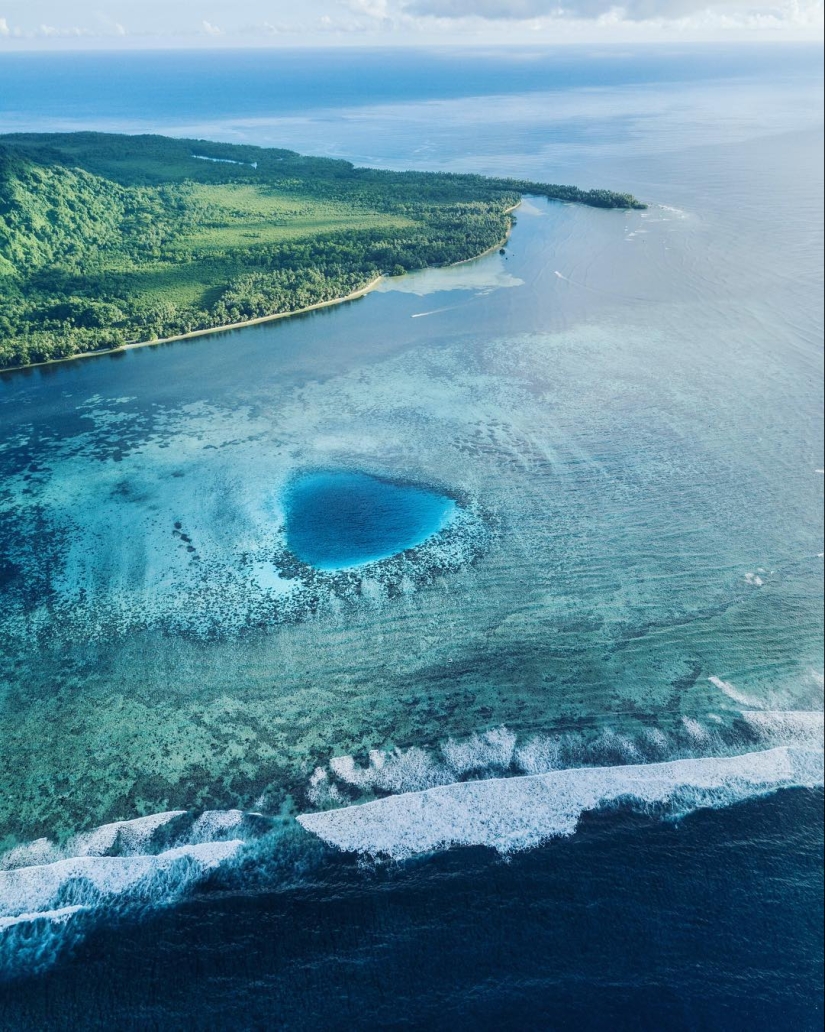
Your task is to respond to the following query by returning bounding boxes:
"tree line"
[0,133,644,369]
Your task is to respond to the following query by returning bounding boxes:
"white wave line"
[0,840,244,920]
[0,904,88,930]
[708,675,763,708]
[297,746,823,860]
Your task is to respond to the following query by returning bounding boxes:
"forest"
[0,132,645,369]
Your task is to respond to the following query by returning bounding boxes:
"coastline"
[0,276,385,377]
[447,200,521,268]
[0,202,521,378]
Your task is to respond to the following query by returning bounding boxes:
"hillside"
[0,133,644,370]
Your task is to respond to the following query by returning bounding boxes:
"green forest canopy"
[0,132,645,370]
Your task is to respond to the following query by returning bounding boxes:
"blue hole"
[283,471,456,571]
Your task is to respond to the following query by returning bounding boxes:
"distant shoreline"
[1,203,521,378]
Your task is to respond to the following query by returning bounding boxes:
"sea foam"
[297,746,823,860]
[0,811,253,978]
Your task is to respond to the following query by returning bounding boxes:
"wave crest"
[298,746,823,860]
[0,810,266,980]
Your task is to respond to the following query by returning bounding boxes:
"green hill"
[0,133,644,370]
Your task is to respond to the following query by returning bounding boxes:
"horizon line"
[1,36,823,54]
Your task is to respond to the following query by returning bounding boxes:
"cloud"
[345,0,393,16]
[37,23,90,37]
[0,16,134,40]
[0,0,818,44]
[406,0,551,14]
[403,0,820,20]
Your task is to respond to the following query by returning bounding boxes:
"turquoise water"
[0,45,822,1025]
[283,472,455,571]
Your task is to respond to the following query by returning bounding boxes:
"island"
[0,132,645,371]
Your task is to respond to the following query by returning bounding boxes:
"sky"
[0,0,822,47]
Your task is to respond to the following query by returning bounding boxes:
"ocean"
[0,45,822,1029]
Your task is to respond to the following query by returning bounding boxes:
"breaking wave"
[3,711,821,980]
[298,745,823,860]
[298,710,823,861]
[0,810,269,981]
[305,709,824,803]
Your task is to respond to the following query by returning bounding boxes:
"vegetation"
[0,132,645,369]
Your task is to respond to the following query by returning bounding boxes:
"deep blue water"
[1,791,822,1031]
[1,45,821,135]
[283,472,455,570]
[0,44,822,1030]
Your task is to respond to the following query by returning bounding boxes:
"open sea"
[0,45,823,1029]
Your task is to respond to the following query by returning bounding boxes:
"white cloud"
[0,0,819,44]
[403,0,822,21]
[37,23,89,37]
[345,0,392,16]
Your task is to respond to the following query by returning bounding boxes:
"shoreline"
[447,200,521,268]
[0,276,385,377]
[0,202,521,378]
